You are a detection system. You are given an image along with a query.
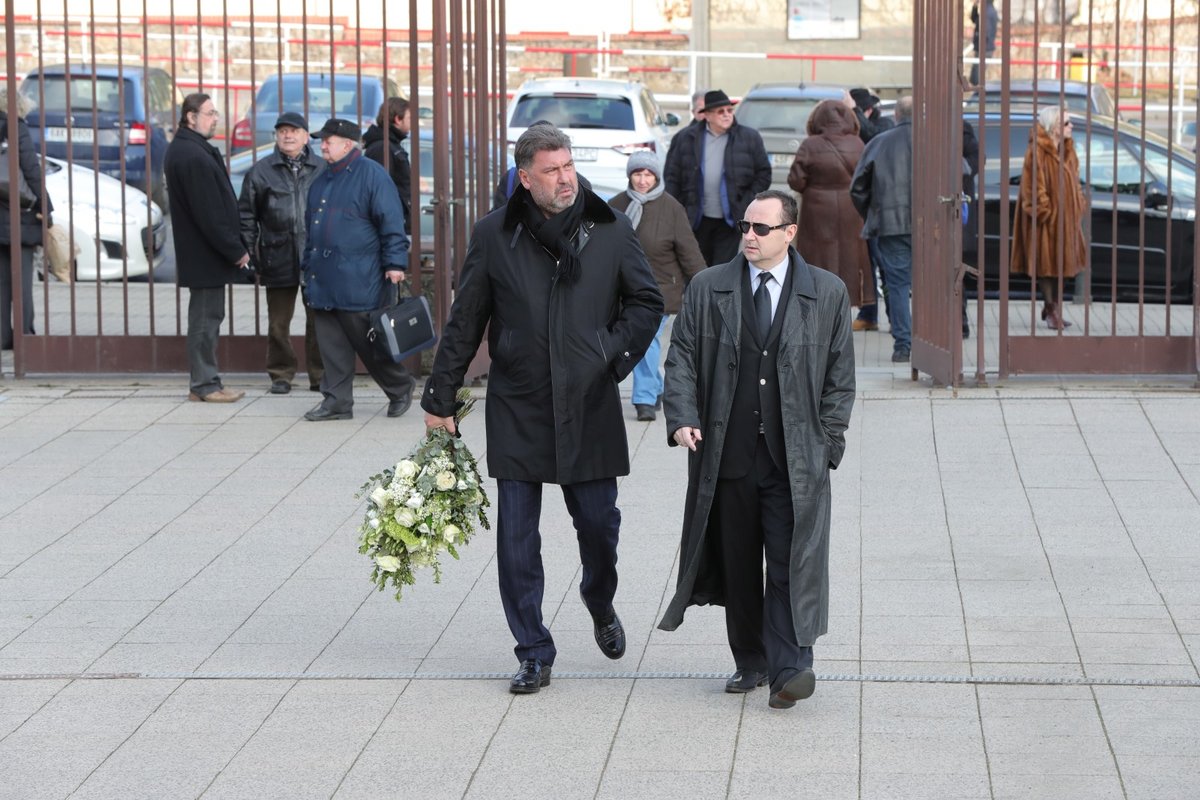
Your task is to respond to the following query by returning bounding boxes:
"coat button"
[727,362,735,369]
[623,351,630,358]
[759,378,766,385]
[763,350,768,356]
[715,421,723,427]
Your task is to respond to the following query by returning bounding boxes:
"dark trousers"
[0,245,34,349]
[187,286,226,396]
[495,477,621,665]
[713,441,812,683]
[694,216,741,266]
[265,285,324,387]
[312,308,413,413]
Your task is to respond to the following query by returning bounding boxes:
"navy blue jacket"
[302,148,409,311]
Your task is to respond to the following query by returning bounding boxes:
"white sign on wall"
[787,0,860,40]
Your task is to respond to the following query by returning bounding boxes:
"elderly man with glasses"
[663,89,772,266]
[659,188,856,710]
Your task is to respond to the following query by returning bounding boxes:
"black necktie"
[754,272,772,342]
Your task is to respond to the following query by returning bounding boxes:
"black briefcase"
[368,284,438,364]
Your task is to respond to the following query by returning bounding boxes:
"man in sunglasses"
[664,89,771,266]
[659,189,856,709]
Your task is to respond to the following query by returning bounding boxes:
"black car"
[965,111,1197,301]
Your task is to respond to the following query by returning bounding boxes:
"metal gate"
[3,0,503,377]
[913,0,1200,385]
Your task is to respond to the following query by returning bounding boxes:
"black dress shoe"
[725,668,769,694]
[768,667,816,709]
[387,393,413,418]
[304,406,352,422]
[509,659,551,694]
[591,608,626,659]
[269,380,291,394]
[634,404,656,422]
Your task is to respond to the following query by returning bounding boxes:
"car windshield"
[256,77,375,117]
[21,76,134,116]
[510,95,634,130]
[735,99,823,133]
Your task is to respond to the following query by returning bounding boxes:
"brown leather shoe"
[187,388,245,403]
[851,318,878,332]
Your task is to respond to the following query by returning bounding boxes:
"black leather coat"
[237,146,325,287]
[850,120,913,238]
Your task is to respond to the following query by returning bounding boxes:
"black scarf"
[517,184,585,285]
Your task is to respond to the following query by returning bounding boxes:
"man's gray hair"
[895,96,914,122]
[514,124,572,171]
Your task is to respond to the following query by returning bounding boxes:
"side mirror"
[664,112,680,126]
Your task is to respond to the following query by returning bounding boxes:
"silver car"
[734,83,848,190]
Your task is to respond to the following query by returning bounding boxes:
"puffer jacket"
[850,120,913,238]
[302,148,408,311]
[663,120,771,229]
[237,145,325,287]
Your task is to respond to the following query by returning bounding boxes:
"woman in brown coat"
[787,98,876,325]
[610,150,706,422]
[1011,105,1087,330]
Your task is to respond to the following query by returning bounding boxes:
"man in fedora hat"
[663,89,771,266]
[300,118,414,421]
[238,111,326,395]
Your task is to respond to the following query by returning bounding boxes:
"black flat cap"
[274,111,308,131]
[311,118,362,142]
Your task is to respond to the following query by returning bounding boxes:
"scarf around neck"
[622,180,665,230]
[518,184,586,284]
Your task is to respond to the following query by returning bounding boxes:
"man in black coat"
[362,97,412,234]
[663,89,771,266]
[422,124,663,694]
[165,92,251,403]
[238,111,326,394]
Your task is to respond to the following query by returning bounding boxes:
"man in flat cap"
[664,89,771,266]
[238,111,326,395]
[300,118,414,421]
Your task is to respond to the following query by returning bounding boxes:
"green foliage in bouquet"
[356,389,490,599]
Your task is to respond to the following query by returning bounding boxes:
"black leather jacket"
[850,121,913,238]
[237,145,325,287]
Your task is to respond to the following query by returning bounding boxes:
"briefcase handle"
[384,278,415,308]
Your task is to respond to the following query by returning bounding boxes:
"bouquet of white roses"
[356,389,490,599]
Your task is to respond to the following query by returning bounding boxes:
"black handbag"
[0,142,38,210]
[368,282,437,363]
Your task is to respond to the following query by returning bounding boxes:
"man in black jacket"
[164,93,250,403]
[422,124,663,695]
[362,97,412,234]
[238,111,326,394]
[663,89,771,266]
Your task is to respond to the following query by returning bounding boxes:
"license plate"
[44,127,95,143]
[574,147,599,161]
[771,153,794,168]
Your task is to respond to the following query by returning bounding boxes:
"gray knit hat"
[626,149,662,179]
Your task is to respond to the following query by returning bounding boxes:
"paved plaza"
[2,330,1200,798]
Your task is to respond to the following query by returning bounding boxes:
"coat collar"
[713,248,817,343]
[501,182,616,232]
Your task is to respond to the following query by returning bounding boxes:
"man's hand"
[236,253,251,268]
[425,412,457,436]
[385,269,406,284]
[672,426,703,451]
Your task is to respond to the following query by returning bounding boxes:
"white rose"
[394,508,417,528]
[369,487,388,506]
[395,460,419,479]
[374,554,402,572]
[435,471,456,491]
[456,480,468,490]
[442,523,461,542]
[369,519,381,529]
[405,493,425,509]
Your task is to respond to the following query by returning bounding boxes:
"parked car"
[19,64,179,211]
[506,77,678,198]
[230,73,398,153]
[1183,120,1196,153]
[965,79,1120,119]
[39,155,167,281]
[965,111,1196,301]
[734,83,848,190]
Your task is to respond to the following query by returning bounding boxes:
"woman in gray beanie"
[609,150,706,421]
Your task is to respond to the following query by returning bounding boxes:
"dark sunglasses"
[737,220,790,236]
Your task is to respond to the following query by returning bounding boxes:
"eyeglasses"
[737,220,791,236]
[199,109,219,118]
